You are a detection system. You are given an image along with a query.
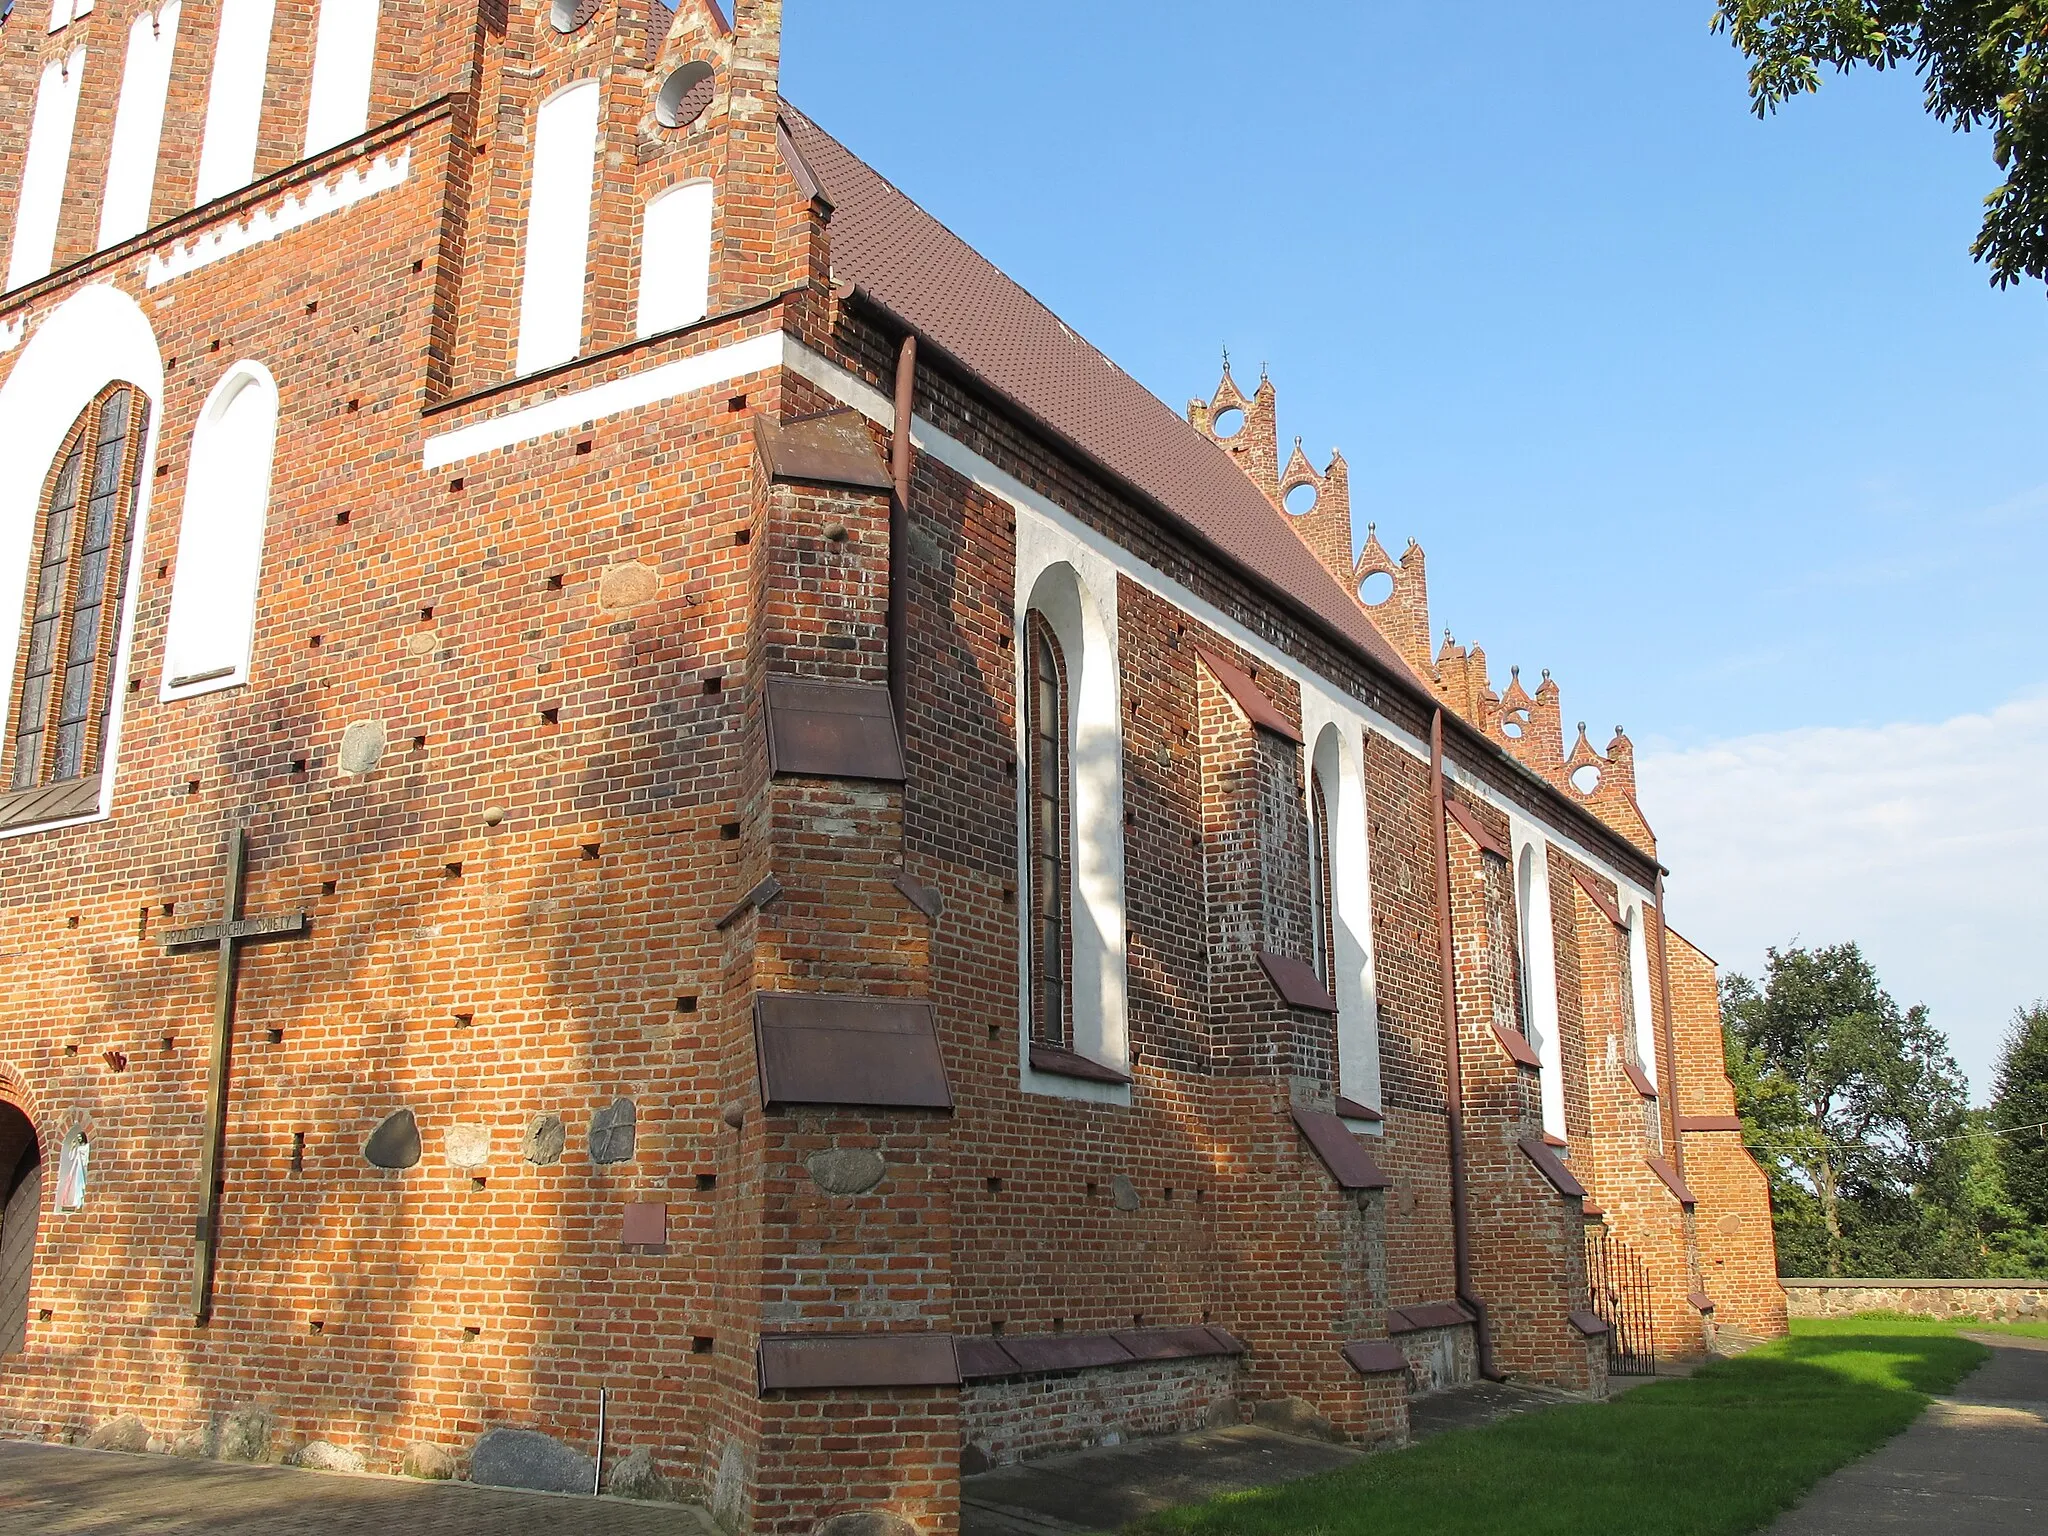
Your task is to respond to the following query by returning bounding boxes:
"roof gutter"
[888,333,917,730]
[1433,708,1502,1382]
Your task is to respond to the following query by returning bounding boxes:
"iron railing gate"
[1584,1226,1657,1375]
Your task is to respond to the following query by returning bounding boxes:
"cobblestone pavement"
[1764,1331,2048,1534]
[0,1441,716,1535]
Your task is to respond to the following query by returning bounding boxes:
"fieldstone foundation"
[961,1356,1240,1468]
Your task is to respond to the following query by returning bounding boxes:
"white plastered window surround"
[1300,696,1385,1127]
[48,0,93,31]
[194,0,277,205]
[636,180,714,339]
[1619,894,1659,1090]
[99,3,184,250]
[515,78,602,377]
[160,363,278,700]
[0,284,164,837]
[1510,822,1567,1141]
[1015,533,1130,1105]
[303,0,381,158]
[7,50,87,293]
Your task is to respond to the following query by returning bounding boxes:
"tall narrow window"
[161,364,277,696]
[194,0,277,204]
[100,2,183,249]
[515,79,601,375]
[7,50,85,292]
[303,0,380,157]
[1026,615,1070,1050]
[1308,767,1335,988]
[7,386,147,797]
[636,180,713,338]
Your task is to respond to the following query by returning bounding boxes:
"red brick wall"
[0,4,1779,1527]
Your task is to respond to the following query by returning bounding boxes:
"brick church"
[0,0,1785,1528]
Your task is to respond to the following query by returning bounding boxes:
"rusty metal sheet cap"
[764,677,906,783]
[757,1332,961,1392]
[754,992,952,1112]
[1386,1301,1477,1335]
[1518,1134,1589,1199]
[1194,647,1302,743]
[756,408,890,491]
[998,1333,1135,1374]
[1646,1155,1697,1207]
[1292,1107,1393,1191]
[1110,1327,1238,1363]
[1341,1340,1409,1375]
[1257,950,1339,1015]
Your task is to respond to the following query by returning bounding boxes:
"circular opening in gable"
[1211,407,1244,440]
[1358,570,1394,606]
[1570,764,1601,795]
[656,61,716,129]
[1283,482,1318,516]
[1502,710,1527,739]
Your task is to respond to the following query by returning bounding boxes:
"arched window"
[7,49,84,292]
[636,179,713,339]
[6,386,148,797]
[99,3,183,249]
[1025,613,1070,1050]
[160,364,277,696]
[1308,762,1335,988]
[303,0,380,158]
[194,0,277,204]
[515,79,601,375]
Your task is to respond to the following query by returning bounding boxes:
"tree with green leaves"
[1722,942,1969,1276]
[1992,1003,2048,1225]
[1714,2,2048,290]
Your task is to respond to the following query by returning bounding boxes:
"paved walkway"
[0,1441,714,1535]
[1765,1331,2048,1534]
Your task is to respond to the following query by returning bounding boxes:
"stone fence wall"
[1781,1279,2048,1323]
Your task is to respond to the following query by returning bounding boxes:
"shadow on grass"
[1125,1320,1988,1536]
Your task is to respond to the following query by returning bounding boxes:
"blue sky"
[781,3,2048,1093]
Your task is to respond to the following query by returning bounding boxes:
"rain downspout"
[1432,708,1501,1381]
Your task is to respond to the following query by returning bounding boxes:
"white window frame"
[303,0,380,158]
[100,3,183,250]
[194,0,277,205]
[8,50,87,292]
[0,285,164,839]
[1618,894,1660,1089]
[636,179,714,339]
[1014,524,1129,1105]
[1510,824,1568,1141]
[514,78,602,377]
[160,362,279,700]
[1300,702,1385,1128]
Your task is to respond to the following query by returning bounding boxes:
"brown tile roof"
[780,104,1419,689]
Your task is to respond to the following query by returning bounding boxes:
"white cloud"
[1641,688,2048,1102]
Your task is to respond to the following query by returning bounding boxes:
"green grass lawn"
[1125,1317,1990,1536]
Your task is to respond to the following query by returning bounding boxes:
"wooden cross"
[163,828,308,1323]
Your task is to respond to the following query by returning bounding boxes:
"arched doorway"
[0,1102,40,1356]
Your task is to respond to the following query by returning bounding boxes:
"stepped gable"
[779,104,1417,689]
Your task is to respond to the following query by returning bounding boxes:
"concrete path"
[0,1440,715,1535]
[1765,1331,2048,1534]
